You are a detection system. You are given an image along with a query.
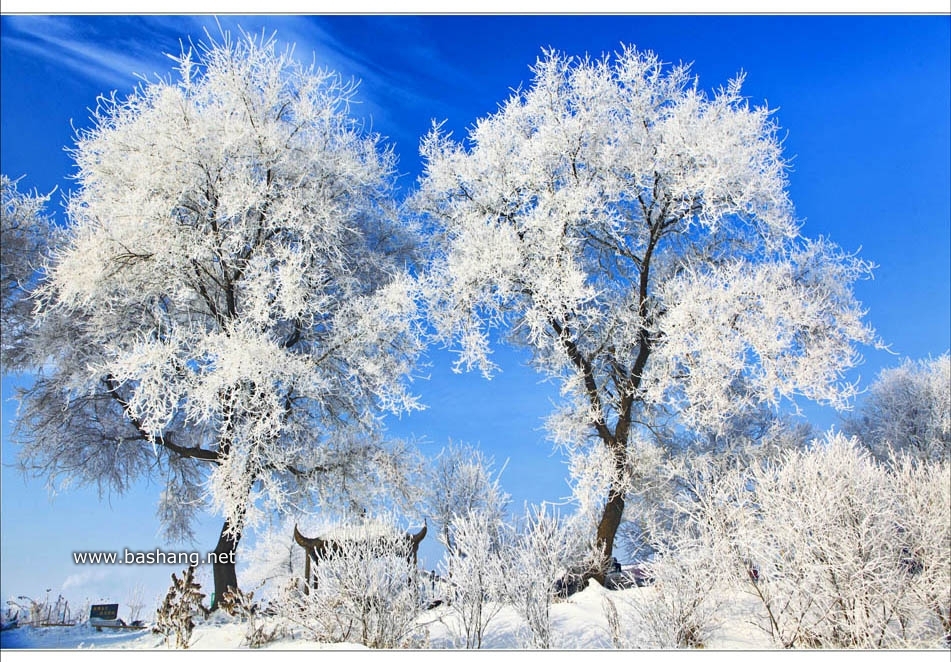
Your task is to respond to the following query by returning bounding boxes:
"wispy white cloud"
[62,567,110,592]
[1,15,476,177]
[2,16,180,90]
[1,15,392,95]
[2,16,440,123]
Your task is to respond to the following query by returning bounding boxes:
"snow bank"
[0,581,906,651]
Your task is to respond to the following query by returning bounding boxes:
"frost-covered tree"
[0,175,58,371]
[413,45,875,573]
[424,439,509,555]
[13,33,422,604]
[241,519,307,601]
[844,354,950,464]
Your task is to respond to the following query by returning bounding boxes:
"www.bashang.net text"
[72,549,235,566]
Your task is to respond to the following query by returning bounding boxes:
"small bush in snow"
[152,565,209,649]
[502,505,597,649]
[504,508,561,649]
[278,521,425,648]
[633,542,727,648]
[125,583,147,625]
[438,510,507,648]
[219,587,282,649]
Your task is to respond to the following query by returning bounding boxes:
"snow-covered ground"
[4,580,948,660]
[0,580,780,651]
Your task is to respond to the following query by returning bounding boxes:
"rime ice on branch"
[0,175,58,372]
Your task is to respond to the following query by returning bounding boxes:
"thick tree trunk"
[587,399,636,586]
[210,518,242,610]
[591,486,626,585]
[596,489,625,564]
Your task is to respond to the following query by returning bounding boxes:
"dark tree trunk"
[594,487,626,582]
[210,518,242,610]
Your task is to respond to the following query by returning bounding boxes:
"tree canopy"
[13,33,423,600]
[845,354,951,464]
[412,46,877,566]
[1,175,58,371]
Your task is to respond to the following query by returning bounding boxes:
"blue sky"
[1,14,949,612]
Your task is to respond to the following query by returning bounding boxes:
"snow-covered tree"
[412,45,875,573]
[424,439,509,555]
[12,32,423,604]
[0,175,58,371]
[125,583,148,624]
[844,354,950,464]
[241,519,307,601]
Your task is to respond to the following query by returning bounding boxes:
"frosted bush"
[277,518,426,648]
[736,433,949,648]
[438,510,507,648]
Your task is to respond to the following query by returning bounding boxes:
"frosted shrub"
[504,509,560,649]
[219,587,282,648]
[736,433,948,648]
[503,506,596,649]
[604,431,949,649]
[125,583,147,624]
[438,510,507,648]
[635,542,728,648]
[603,545,727,649]
[892,456,951,645]
[280,525,425,648]
[609,454,741,648]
